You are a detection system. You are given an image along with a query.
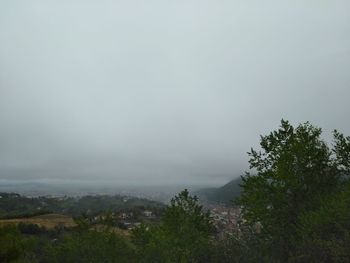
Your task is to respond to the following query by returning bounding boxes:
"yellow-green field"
[0,213,76,229]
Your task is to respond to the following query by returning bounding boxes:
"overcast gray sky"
[0,0,349,186]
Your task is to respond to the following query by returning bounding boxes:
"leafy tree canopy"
[237,119,350,261]
[132,189,214,263]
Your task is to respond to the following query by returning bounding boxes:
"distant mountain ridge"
[196,177,242,205]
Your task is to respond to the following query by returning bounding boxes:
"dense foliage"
[237,120,350,262]
[132,189,215,262]
[45,228,135,263]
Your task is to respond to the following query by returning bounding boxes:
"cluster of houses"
[210,206,243,238]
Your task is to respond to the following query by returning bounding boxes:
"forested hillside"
[196,177,242,205]
[0,193,164,219]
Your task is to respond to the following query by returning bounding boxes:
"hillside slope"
[196,177,242,205]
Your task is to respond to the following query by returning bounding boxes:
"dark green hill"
[196,177,242,205]
[0,192,165,219]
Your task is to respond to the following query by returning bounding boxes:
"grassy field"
[0,213,76,229]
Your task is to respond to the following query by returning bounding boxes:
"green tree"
[0,225,37,263]
[45,228,135,263]
[294,181,350,263]
[132,189,214,263]
[237,120,350,261]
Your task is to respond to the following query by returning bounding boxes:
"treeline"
[1,120,350,262]
[0,194,164,219]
